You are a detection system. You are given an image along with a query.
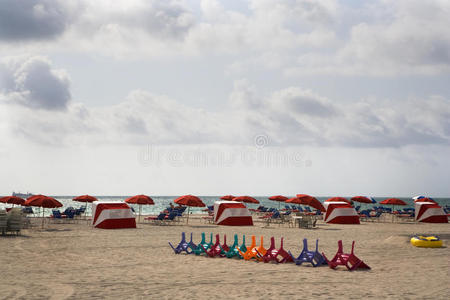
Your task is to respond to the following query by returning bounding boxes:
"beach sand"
[1,216,449,299]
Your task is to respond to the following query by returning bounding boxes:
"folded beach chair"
[238,236,266,260]
[225,234,241,258]
[235,235,248,259]
[289,239,326,267]
[169,232,196,254]
[259,237,277,263]
[202,234,228,257]
[194,233,213,256]
[322,240,370,271]
[220,234,229,253]
[258,237,293,263]
[237,235,257,260]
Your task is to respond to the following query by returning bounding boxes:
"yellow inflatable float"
[410,236,443,248]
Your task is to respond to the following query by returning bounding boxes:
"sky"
[0,0,449,197]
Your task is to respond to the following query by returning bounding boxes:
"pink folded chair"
[322,240,370,271]
[258,237,293,263]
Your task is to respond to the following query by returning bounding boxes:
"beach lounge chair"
[146,213,166,225]
[289,239,326,267]
[194,233,213,256]
[0,210,7,235]
[22,207,34,215]
[6,209,23,235]
[322,240,371,271]
[169,232,196,254]
[163,211,180,225]
[50,210,65,223]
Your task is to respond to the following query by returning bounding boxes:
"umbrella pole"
[42,208,45,229]
[139,205,142,224]
[187,207,190,224]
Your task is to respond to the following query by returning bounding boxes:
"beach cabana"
[415,202,448,223]
[323,202,360,224]
[91,201,136,229]
[214,201,253,226]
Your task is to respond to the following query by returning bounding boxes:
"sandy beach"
[1,216,449,300]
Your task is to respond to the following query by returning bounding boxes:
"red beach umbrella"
[269,195,288,201]
[379,198,407,206]
[379,198,407,222]
[25,195,62,208]
[24,195,63,229]
[125,195,154,223]
[232,196,260,204]
[351,196,373,204]
[268,195,288,209]
[73,195,98,203]
[0,196,25,206]
[73,195,98,219]
[220,195,235,200]
[414,197,437,204]
[325,197,352,205]
[288,194,326,212]
[174,195,205,224]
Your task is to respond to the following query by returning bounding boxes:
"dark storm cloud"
[0,0,73,41]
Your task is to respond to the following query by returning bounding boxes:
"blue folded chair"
[169,232,196,254]
[289,238,327,267]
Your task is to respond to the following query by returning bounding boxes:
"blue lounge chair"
[169,232,196,254]
[147,213,166,224]
[290,238,327,267]
[163,211,179,224]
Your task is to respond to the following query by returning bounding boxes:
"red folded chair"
[202,234,224,257]
[322,240,370,271]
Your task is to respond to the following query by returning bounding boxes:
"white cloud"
[1,57,449,149]
[288,0,450,76]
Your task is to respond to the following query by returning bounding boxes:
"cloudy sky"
[1,0,449,197]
